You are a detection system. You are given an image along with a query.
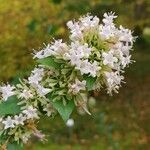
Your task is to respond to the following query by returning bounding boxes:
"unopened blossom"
[14,114,26,126]
[2,116,15,130]
[66,118,74,127]
[21,133,31,143]
[43,103,55,117]
[23,106,39,119]
[0,84,15,101]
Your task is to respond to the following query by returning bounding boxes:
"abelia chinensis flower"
[0,12,135,148]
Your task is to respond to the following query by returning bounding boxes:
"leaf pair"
[37,57,97,122]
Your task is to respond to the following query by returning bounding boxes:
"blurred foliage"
[0,0,150,81]
[0,0,150,149]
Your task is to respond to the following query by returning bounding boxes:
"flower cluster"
[0,12,135,148]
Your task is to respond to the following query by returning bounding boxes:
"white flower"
[14,114,26,125]
[120,55,131,68]
[99,25,116,39]
[89,61,101,77]
[34,40,68,59]
[119,26,133,44]
[35,84,51,97]
[19,89,33,100]
[2,116,15,129]
[32,68,44,75]
[105,72,123,85]
[23,106,39,119]
[63,42,93,76]
[80,15,100,30]
[64,50,81,67]
[69,79,86,94]
[64,42,91,62]
[50,39,68,57]
[102,51,118,68]
[28,68,44,85]
[71,42,91,58]
[33,44,52,59]
[105,71,124,94]
[67,21,83,41]
[74,59,100,77]
[66,119,74,127]
[114,42,130,56]
[102,12,117,26]
[28,74,40,85]
[76,59,90,74]
[33,50,45,59]
[67,15,99,41]
[99,12,117,39]
[0,84,15,101]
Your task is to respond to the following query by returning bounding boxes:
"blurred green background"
[0,0,150,149]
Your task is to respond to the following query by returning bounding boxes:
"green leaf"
[0,96,21,116]
[49,98,75,122]
[7,142,23,150]
[37,56,61,69]
[83,75,97,91]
